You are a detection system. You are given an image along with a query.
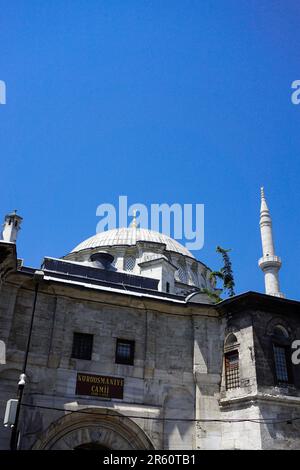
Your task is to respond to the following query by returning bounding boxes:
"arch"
[224,333,238,348]
[268,322,293,385]
[32,407,155,450]
[265,317,292,338]
[273,324,289,339]
[223,333,240,391]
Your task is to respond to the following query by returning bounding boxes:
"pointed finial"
[260,186,269,215]
[131,209,137,228]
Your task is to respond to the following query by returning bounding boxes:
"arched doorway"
[32,407,155,450]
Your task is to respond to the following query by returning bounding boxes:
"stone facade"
[1,240,300,450]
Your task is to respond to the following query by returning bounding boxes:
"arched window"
[225,333,238,347]
[190,265,199,286]
[273,325,289,339]
[272,325,293,385]
[177,264,187,284]
[224,333,240,390]
[124,256,135,272]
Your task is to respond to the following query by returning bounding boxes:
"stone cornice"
[220,391,300,408]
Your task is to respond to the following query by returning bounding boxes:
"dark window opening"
[225,350,240,390]
[116,339,135,365]
[272,325,293,386]
[166,282,170,293]
[273,344,293,385]
[72,332,93,360]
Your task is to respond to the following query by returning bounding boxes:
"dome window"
[177,265,187,284]
[190,266,199,286]
[124,256,135,272]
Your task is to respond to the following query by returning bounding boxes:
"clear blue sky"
[1,1,299,299]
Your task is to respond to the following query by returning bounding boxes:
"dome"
[71,227,195,259]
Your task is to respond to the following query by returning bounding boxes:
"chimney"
[2,211,23,243]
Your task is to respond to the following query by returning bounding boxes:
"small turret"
[1,210,23,243]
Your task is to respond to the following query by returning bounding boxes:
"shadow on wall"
[163,388,194,450]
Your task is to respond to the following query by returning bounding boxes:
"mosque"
[0,188,299,450]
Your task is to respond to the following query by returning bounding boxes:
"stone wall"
[1,269,300,450]
[0,276,214,450]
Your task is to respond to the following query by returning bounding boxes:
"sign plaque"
[76,373,124,399]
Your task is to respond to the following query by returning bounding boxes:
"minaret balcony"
[258,255,282,270]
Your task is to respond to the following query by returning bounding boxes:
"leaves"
[201,287,223,304]
[207,245,236,300]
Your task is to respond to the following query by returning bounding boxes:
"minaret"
[258,188,284,297]
[1,210,23,243]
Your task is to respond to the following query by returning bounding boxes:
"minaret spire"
[258,187,284,297]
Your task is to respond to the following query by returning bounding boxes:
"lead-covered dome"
[64,226,213,297]
[71,227,195,259]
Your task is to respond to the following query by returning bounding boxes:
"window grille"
[71,333,93,360]
[116,339,135,365]
[225,350,240,390]
[124,256,135,272]
[272,325,293,385]
[177,265,186,283]
[273,345,289,384]
[190,267,198,286]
